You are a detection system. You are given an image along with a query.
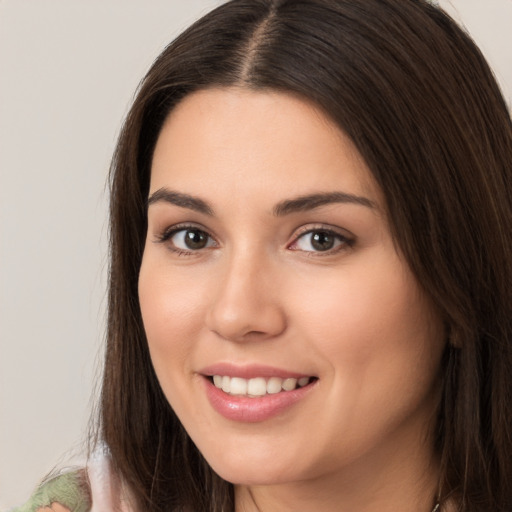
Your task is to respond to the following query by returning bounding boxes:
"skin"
[138,88,447,512]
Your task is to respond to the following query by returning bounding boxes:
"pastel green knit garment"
[10,471,91,512]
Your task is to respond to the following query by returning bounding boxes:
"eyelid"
[287,224,355,253]
[152,222,354,255]
[154,222,218,252]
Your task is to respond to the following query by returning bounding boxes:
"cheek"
[288,254,445,390]
[138,255,207,379]
[291,265,445,458]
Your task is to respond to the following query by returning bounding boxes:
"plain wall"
[0,0,510,508]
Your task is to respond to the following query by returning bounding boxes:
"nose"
[205,252,287,343]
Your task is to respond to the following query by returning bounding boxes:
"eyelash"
[288,225,355,255]
[155,223,216,256]
[155,223,354,256]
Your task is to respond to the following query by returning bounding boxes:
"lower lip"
[203,377,316,423]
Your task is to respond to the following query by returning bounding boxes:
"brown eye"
[169,228,215,251]
[310,231,336,251]
[291,228,350,253]
[183,229,209,249]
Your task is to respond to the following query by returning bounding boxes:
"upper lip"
[199,362,315,380]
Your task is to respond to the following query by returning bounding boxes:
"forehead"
[150,87,380,206]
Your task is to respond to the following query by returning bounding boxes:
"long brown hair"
[99,0,512,510]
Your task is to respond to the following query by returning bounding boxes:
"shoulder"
[8,470,91,512]
[7,446,135,512]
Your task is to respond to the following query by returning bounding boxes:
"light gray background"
[0,0,510,508]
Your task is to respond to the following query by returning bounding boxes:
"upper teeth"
[212,375,311,397]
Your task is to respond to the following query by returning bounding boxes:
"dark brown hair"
[99,0,512,510]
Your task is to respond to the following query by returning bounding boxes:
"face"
[139,88,445,490]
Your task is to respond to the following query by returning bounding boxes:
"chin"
[202,443,317,487]
[213,464,295,487]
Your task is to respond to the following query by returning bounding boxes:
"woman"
[14,0,512,511]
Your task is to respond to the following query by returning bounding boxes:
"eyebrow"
[147,188,376,216]
[147,188,214,215]
[273,192,377,216]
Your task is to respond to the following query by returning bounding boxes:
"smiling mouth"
[208,375,317,397]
